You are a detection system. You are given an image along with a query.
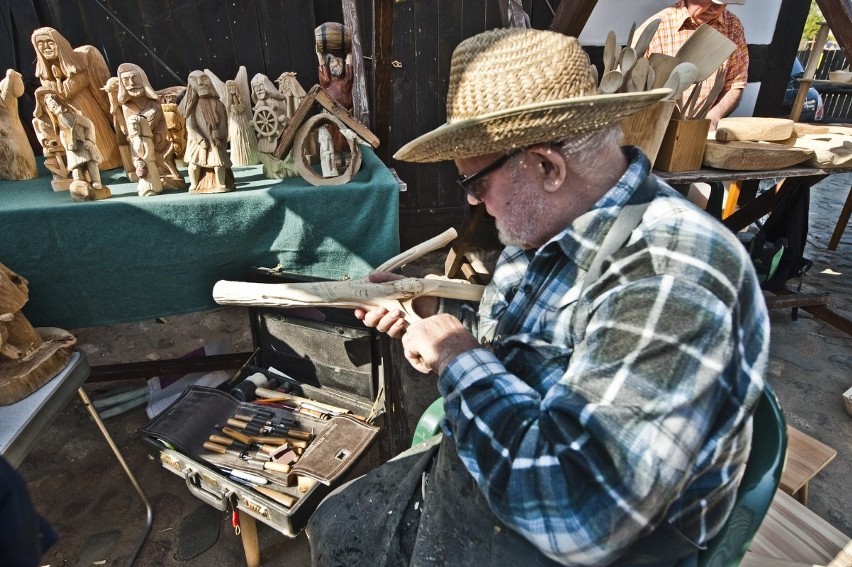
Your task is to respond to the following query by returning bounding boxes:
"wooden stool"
[779,425,837,506]
[743,489,852,567]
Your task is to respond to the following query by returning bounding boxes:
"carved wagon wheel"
[252,105,280,138]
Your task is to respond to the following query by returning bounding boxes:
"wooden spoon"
[603,30,617,74]
[648,53,680,89]
[662,62,699,100]
[619,47,637,75]
[598,70,623,94]
[628,58,650,93]
[590,63,599,87]
[632,18,661,57]
[674,24,736,83]
[645,66,656,91]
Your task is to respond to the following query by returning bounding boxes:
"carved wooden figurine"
[315,23,354,112]
[31,27,122,170]
[116,63,185,188]
[101,76,137,181]
[206,66,260,166]
[32,87,71,190]
[0,262,76,406]
[0,69,38,180]
[42,92,111,201]
[276,72,307,122]
[250,73,289,154]
[127,114,162,196]
[179,70,234,193]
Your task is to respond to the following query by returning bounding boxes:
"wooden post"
[239,513,260,567]
[372,0,393,163]
[789,23,830,122]
[343,0,371,127]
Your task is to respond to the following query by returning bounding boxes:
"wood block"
[703,140,813,171]
[654,118,710,172]
[746,489,852,566]
[715,117,794,142]
[618,100,676,166]
[780,425,837,505]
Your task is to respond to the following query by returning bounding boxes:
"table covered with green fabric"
[0,148,399,329]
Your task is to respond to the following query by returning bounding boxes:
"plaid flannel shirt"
[439,147,768,565]
[645,1,748,107]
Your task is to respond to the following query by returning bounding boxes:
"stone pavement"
[15,173,852,565]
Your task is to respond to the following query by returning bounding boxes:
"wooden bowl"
[703,140,814,171]
[828,70,852,83]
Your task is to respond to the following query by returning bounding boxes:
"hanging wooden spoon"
[603,30,617,75]
[598,70,624,94]
[632,18,661,57]
[628,57,650,93]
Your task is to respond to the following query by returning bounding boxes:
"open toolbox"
[138,268,410,537]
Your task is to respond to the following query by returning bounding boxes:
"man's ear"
[527,145,567,193]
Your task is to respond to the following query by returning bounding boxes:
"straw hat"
[394,28,671,163]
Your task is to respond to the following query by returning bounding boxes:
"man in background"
[644,0,748,130]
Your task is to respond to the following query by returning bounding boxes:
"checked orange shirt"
[644,1,748,108]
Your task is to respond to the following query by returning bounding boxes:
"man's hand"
[402,314,480,375]
[354,272,438,339]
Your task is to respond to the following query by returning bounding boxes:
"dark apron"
[307,436,700,567]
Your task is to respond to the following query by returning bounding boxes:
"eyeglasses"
[456,149,522,202]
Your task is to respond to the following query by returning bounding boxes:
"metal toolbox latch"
[183,465,232,511]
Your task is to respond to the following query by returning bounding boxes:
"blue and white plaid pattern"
[439,148,768,565]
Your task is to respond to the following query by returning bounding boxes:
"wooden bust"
[31,27,122,171]
[0,69,38,180]
[0,262,76,406]
[179,70,234,193]
[116,63,186,188]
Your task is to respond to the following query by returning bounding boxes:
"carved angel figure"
[31,27,122,170]
[127,113,162,197]
[205,66,260,166]
[0,69,37,180]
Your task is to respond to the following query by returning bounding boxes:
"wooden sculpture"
[315,23,354,113]
[116,63,186,188]
[276,72,307,121]
[0,69,38,180]
[0,262,76,406]
[250,73,289,154]
[127,113,162,196]
[31,27,122,170]
[179,70,234,193]
[32,86,71,190]
[206,66,260,166]
[213,229,472,324]
[42,91,111,201]
[101,76,137,181]
[161,102,187,164]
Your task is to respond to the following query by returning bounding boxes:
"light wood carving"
[117,63,186,189]
[205,67,260,166]
[214,277,483,324]
[214,228,466,323]
[101,76,137,180]
[180,70,234,193]
[41,91,111,201]
[0,262,75,406]
[31,27,122,170]
[32,86,71,190]
[250,73,289,155]
[0,69,38,180]
[293,113,361,186]
[127,113,162,196]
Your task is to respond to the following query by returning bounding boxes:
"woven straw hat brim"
[394,88,672,163]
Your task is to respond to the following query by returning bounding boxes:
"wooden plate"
[703,140,814,171]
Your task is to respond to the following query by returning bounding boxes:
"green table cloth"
[0,148,399,328]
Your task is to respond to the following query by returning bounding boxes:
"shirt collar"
[536,146,651,268]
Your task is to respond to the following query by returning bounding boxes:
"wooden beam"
[372,0,394,163]
[548,0,599,37]
[343,0,371,127]
[815,0,852,62]
[752,0,811,118]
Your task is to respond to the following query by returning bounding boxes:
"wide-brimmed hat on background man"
[394,28,671,163]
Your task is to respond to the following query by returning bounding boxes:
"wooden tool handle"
[209,434,234,446]
[203,441,228,454]
[253,486,297,508]
[263,461,291,474]
[222,426,254,446]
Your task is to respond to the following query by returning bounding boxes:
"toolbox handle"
[183,466,231,511]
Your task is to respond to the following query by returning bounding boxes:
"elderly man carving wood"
[305,28,769,567]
